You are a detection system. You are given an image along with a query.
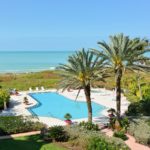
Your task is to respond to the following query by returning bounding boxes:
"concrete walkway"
[101,128,150,150]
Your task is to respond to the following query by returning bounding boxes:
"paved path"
[101,128,150,150]
[0,131,40,140]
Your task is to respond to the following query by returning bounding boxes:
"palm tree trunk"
[115,69,122,118]
[137,73,142,100]
[138,81,142,100]
[84,84,92,122]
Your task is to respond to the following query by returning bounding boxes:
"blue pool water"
[28,92,106,120]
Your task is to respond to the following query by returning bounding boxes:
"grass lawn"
[0,135,67,150]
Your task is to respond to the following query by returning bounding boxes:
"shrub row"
[127,118,150,146]
[0,116,45,135]
[64,126,130,150]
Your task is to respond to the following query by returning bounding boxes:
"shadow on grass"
[0,135,66,150]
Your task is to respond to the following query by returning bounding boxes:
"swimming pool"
[28,92,106,120]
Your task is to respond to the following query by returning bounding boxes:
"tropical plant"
[113,131,128,141]
[64,113,72,121]
[57,49,108,122]
[47,126,69,142]
[92,33,150,118]
[79,121,99,131]
[0,89,10,110]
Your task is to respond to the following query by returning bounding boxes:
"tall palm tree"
[57,49,108,122]
[92,33,150,118]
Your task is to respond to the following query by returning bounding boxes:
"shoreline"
[0,69,56,75]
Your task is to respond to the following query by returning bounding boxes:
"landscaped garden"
[0,33,150,150]
[0,135,67,150]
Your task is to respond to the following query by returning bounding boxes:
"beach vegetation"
[57,49,108,122]
[92,33,150,118]
[0,71,60,90]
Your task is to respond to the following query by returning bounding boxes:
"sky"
[0,0,149,51]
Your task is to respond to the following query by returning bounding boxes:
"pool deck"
[0,88,130,127]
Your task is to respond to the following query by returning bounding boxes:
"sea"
[0,51,75,73]
[0,51,149,74]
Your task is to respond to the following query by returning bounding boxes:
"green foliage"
[58,49,108,122]
[0,71,60,91]
[120,117,130,131]
[142,84,150,100]
[0,135,67,150]
[87,136,128,150]
[127,118,150,146]
[113,131,128,141]
[79,121,99,131]
[64,126,130,150]
[47,126,69,142]
[108,116,129,131]
[64,113,72,120]
[0,116,44,135]
[123,75,150,102]
[0,89,10,109]
[126,99,150,116]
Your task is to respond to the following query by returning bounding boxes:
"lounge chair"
[41,86,45,91]
[36,87,39,91]
[29,87,33,92]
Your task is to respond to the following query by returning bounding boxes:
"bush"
[0,116,44,135]
[88,136,128,150]
[64,113,72,120]
[127,118,150,146]
[0,89,10,110]
[79,121,99,131]
[113,131,128,141]
[126,99,150,116]
[47,126,69,142]
[64,126,130,150]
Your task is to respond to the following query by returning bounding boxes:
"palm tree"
[57,49,108,122]
[92,33,150,118]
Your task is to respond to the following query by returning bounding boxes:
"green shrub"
[113,131,128,141]
[88,136,128,150]
[64,113,72,120]
[0,116,44,135]
[79,121,99,131]
[126,99,150,116]
[142,84,150,100]
[127,118,150,146]
[64,126,130,150]
[0,89,10,110]
[47,126,69,142]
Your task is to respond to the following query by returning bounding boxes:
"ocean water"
[28,92,105,119]
[0,51,74,73]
